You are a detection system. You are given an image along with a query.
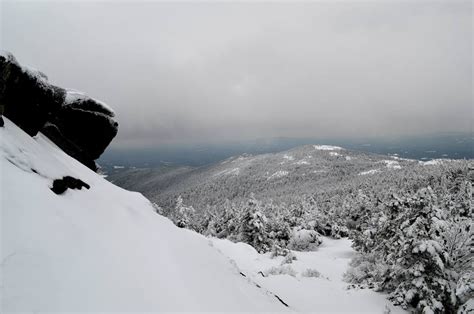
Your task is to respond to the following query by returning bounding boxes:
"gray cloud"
[1,1,472,148]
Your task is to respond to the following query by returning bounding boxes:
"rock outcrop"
[0,51,118,171]
[51,176,91,195]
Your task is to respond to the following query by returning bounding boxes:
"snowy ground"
[0,118,284,312]
[1,117,406,312]
[212,237,405,313]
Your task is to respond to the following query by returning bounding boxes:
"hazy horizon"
[99,132,474,170]
[2,1,472,149]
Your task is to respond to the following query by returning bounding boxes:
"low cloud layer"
[2,1,472,148]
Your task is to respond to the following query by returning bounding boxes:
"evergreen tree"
[266,202,292,248]
[239,198,270,253]
[174,196,195,229]
[380,188,454,312]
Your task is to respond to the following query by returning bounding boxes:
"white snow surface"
[211,237,405,313]
[384,160,402,170]
[65,89,115,115]
[313,145,344,151]
[283,154,295,161]
[268,170,290,180]
[214,167,240,177]
[294,159,310,165]
[359,169,381,176]
[0,118,284,312]
[421,159,449,166]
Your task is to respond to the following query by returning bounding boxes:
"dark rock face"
[49,100,118,160]
[0,53,65,136]
[41,122,98,170]
[51,176,90,195]
[0,51,118,171]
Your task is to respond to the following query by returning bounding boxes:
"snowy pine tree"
[239,198,270,253]
[379,188,454,313]
[173,196,195,229]
[266,203,292,249]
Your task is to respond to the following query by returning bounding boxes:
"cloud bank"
[2,1,471,148]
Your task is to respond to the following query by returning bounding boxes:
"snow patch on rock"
[22,64,49,82]
[65,89,115,116]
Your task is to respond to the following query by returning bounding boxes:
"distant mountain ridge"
[107,143,461,211]
[100,132,473,171]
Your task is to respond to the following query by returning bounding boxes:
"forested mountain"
[107,145,473,313]
[107,144,461,212]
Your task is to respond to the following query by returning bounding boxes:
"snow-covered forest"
[111,146,474,313]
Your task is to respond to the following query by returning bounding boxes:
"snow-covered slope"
[211,237,405,313]
[0,118,285,312]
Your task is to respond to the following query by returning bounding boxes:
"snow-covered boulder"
[0,51,118,171]
[0,51,65,135]
[43,90,118,170]
[288,228,322,251]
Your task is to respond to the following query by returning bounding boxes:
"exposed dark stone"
[48,105,118,161]
[0,53,65,136]
[42,122,98,171]
[51,176,90,195]
[274,294,289,307]
[66,94,115,116]
[0,51,118,171]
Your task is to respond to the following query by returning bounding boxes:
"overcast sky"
[1,1,472,148]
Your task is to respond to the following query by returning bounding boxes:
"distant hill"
[107,144,460,211]
[99,133,474,171]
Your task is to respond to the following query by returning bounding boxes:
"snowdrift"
[0,118,285,312]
